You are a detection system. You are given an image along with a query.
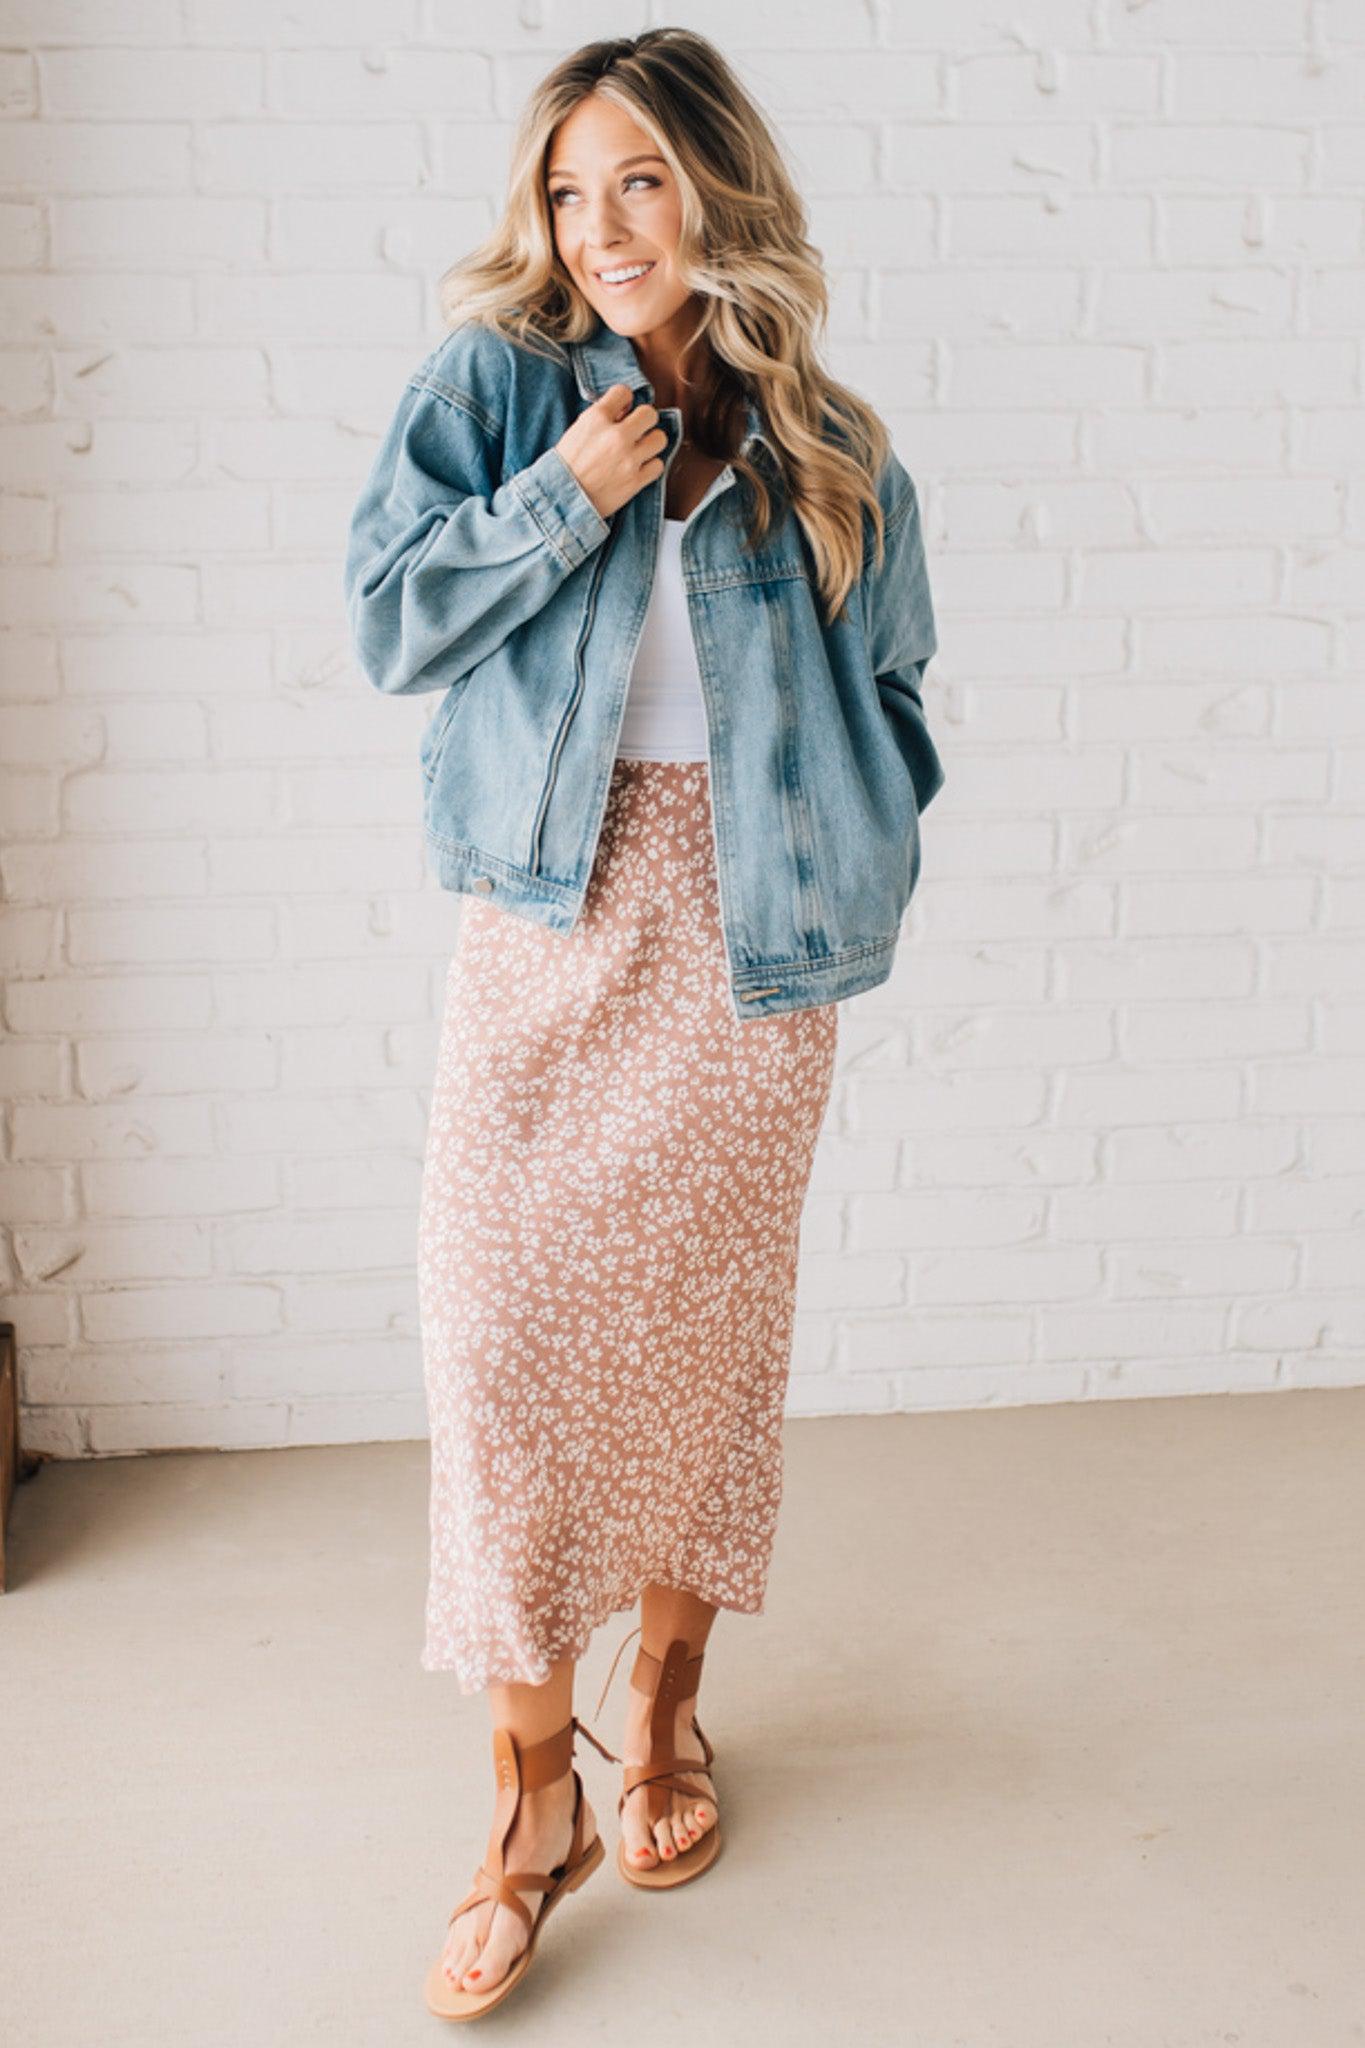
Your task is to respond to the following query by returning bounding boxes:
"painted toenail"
[467,1969,481,1980]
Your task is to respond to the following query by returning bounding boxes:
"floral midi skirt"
[417,756,839,1691]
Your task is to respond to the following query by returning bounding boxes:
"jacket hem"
[426,827,898,1017]
[427,831,580,925]
[726,937,896,1020]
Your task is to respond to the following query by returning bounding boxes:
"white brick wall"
[2,3,1362,1456]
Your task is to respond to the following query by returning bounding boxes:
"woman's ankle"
[514,1771,576,1810]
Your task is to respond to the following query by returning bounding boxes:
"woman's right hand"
[556,383,667,521]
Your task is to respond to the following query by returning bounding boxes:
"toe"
[670,1805,694,1853]
[692,1798,715,1836]
[621,1791,660,1868]
[443,1908,480,1983]
[652,1815,677,1861]
[446,1939,476,1987]
[464,1910,516,1993]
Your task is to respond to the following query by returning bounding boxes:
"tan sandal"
[424,1712,617,2022]
[592,1624,723,1890]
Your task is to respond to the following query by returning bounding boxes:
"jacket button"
[471,875,494,893]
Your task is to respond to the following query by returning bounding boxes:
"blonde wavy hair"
[436,27,896,629]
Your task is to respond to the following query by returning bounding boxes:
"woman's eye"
[550,174,659,207]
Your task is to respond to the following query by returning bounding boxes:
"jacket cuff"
[511,443,611,571]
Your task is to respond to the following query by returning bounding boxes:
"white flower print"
[418,758,838,1692]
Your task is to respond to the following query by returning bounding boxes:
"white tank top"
[614,518,709,761]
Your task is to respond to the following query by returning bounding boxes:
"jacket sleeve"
[860,457,945,814]
[343,375,611,698]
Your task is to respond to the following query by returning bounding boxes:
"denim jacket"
[343,310,944,1020]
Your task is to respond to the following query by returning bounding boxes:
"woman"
[344,27,943,2023]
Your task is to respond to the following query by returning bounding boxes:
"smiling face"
[546,94,691,342]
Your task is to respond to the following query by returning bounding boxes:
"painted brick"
[2,3,1359,1458]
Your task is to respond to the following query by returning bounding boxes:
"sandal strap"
[622,1744,716,1794]
[446,1870,536,1940]
[481,1716,580,1881]
[618,1770,716,1816]
[502,1718,575,1793]
[591,1623,643,1723]
[571,1713,621,1766]
[447,1862,559,1939]
[501,1869,558,1896]
[450,1726,600,1937]
[588,1626,708,1725]
[644,1640,708,1822]
[590,1632,719,1827]
[630,1639,705,1703]
[576,1627,723,1835]
[618,1738,718,1831]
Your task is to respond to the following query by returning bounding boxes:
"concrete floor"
[2,1387,1362,2048]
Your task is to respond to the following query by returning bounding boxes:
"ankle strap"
[489,1713,622,1792]
[631,1639,705,1703]
[494,1717,574,1793]
[590,1623,709,1728]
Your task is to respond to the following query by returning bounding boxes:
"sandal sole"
[617,1819,722,1889]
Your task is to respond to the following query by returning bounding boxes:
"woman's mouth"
[594,260,657,293]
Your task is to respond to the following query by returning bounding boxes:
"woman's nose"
[581,204,626,244]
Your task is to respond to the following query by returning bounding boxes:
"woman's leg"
[439,1656,598,1995]
[619,1585,721,1870]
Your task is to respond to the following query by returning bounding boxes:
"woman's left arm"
[860,455,945,815]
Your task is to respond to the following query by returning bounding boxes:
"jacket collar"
[568,310,774,459]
